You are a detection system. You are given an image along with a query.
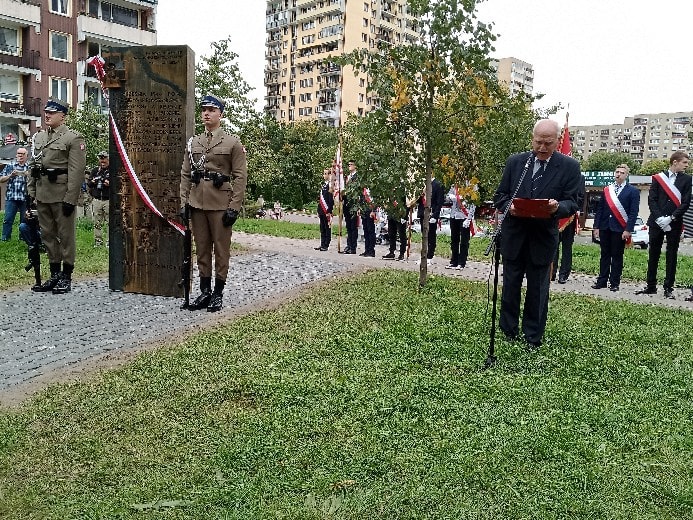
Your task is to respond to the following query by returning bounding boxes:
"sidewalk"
[1,231,691,405]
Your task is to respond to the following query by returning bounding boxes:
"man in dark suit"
[340,160,359,254]
[493,119,581,350]
[315,168,334,251]
[416,176,444,263]
[591,164,639,292]
[636,151,692,299]
[552,174,585,283]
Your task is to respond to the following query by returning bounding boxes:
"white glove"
[655,216,665,227]
[429,217,437,224]
[400,218,407,225]
[463,219,471,229]
[659,216,672,228]
[663,224,672,232]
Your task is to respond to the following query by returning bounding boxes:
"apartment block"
[490,57,534,97]
[264,0,419,127]
[571,111,693,164]
[0,0,157,146]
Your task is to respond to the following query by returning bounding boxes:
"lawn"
[0,271,691,518]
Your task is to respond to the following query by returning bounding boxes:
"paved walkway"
[1,230,691,405]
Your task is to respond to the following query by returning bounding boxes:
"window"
[0,75,20,102]
[51,0,69,15]
[50,31,71,61]
[50,77,70,103]
[101,1,139,28]
[86,85,108,111]
[0,26,19,55]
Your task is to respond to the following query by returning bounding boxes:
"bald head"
[532,119,560,161]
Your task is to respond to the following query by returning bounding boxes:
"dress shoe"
[635,287,657,295]
[314,246,323,250]
[445,263,457,270]
[526,341,541,352]
[609,285,619,292]
[344,249,356,254]
[339,249,351,254]
[396,254,405,261]
[502,331,518,341]
[188,289,211,310]
[32,272,62,292]
[359,251,375,257]
[207,292,223,312]
[52,277,71,294]
[382,252,396,259]
[664,288,675,299]
[591,282,607,289]
[557,277,568,284]
[319,247,328,251]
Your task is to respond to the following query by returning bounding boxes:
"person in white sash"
[591,164,639,292]
[636,151,692,299]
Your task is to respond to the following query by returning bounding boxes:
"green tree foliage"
[194,37,259,134]
[639,158,669,175]
[66,98,108,169]
[582,151,640,175]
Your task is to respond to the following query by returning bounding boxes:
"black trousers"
[596,228,626,287]
[427,222,438,259]
[449,218,471,267]
[362,213,376,254]
[387,217,407,255]
[647,224,682,290]
[318,212,331,248]
[345,212,358,252]
[552,219,576,280]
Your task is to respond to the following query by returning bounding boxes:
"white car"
[630,217,649,249]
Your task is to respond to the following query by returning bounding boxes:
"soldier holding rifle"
[179,94,247,312]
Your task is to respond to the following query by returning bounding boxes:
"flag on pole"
[557,112,572,156]
[332,143,344,202]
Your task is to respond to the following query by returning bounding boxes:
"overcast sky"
[157,0,693,127]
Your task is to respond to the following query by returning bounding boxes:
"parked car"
[592,216,649,249]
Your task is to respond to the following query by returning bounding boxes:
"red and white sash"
[604,185,628,229]
[653,172,682,207]
[318,184,329,214]
[455,185,477,236]
[363,187,373,204]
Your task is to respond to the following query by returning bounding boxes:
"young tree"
[66,98,108,169]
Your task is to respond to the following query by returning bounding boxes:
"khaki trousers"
[191,208,232,281]
[93,198,109,243]
[37,201,76,265]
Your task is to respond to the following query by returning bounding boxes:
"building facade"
[264,0,419,127]
[490,56,534,97]
[571,112,693,165]
[0,0,157,146]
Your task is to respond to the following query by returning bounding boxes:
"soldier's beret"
[44,99,69,114]
[200,94,225,112]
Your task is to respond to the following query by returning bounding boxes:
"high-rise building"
[264,0,419,127]
[0,0,157,145]
[490,57,534,97]
[571,111,693,164]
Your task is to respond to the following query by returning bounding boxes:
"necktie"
[206,132,213,144]
[615,184,621,196]
[531,160,545,196]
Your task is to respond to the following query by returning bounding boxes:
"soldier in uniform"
[27,99,87,294]
[86,150,110,247]
[180,94,248,312]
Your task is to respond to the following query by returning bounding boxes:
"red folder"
[512,198,553,218]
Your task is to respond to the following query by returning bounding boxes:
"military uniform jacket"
[28,124,86,205]
[180,127,248,212]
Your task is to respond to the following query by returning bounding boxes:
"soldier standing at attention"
[28,99,87,294]
[180,94,248,312]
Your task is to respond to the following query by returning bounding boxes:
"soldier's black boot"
[52,263,73,294]
[207,279,225,313]
[33,263,61,292]
[188,277,212,311]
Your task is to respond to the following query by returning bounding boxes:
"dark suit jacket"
[594,183,639,232]
[417,178,444,220]
[646,171,692,230]
[494,151,581,265]
[318,182,334,216]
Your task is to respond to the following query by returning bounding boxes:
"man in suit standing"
[636,151,692,299]
[180,94,248,312]
[315,167,333,251]
[591,164,639,292]
[552,173,585,283]
[416,176,444,263]
[493,119,581,350]
[340,160,359,254]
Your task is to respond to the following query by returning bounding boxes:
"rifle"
[178,204,192,309]
[24,208,42,289]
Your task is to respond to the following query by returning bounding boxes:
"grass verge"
[0,271,691,518]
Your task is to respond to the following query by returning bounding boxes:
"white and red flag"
[332,143,344,202]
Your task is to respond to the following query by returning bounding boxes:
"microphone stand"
[483,154,533,369]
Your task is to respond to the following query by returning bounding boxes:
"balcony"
[77,14,156,46]
[0,95,42,118]
[0,0,41,30]
[0,49,40,72]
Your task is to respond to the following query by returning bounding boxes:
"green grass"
[0,271,692,518]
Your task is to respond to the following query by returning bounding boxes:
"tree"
[582,151,640,175]
[339,0,505,287]
[66,98,108,169]
[639,158,669,175]
[195,37,259,134]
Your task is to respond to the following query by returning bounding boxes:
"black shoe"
[314,246,323,250]
[526,341,541,352]
[591,282,607,289]
[609,285,619,292]
[32,273,61,292]
[188,289,211,310]
[382,252,396,259]
[52,277,71,294]
[397,254,405,261]
[207,293,223,312]
[359,251,375,257]
[502,330,518,341]
[557,277,568,284]
[664,288,675,299]
[339,249,352,254]
[343,249,356,255]
[635,287,657,295]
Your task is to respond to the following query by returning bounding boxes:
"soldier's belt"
[40,168,68,176]
[201,172,230,183]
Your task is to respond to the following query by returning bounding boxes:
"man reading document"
[493,119,581,350]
